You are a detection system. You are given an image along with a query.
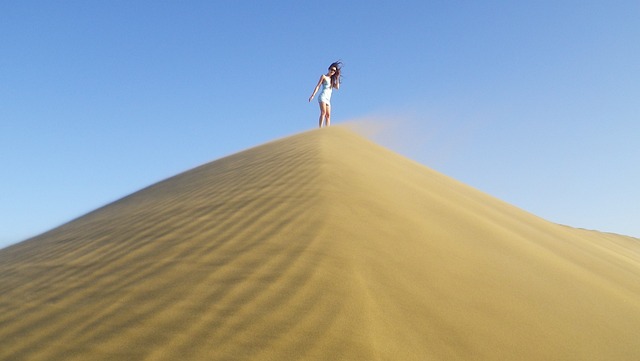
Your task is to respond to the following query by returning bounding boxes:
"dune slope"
[1,127,639,360]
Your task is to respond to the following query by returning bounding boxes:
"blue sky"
[2,1,639,248]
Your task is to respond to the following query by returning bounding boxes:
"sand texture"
[1,127,639,360]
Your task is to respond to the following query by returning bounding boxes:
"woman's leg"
[318,102,329,128]
[318,102,323,127]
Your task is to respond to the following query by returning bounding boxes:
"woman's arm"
[308,75,324,102]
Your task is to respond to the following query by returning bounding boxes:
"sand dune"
[1,127,639,360]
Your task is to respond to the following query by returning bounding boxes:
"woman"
[309,61,342,128]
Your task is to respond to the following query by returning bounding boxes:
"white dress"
[318,77,332,105]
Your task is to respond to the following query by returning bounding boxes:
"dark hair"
[329,61,343,88]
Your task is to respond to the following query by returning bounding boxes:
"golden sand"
[1,127,639,360]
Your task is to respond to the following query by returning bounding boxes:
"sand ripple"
[1,128,639,360]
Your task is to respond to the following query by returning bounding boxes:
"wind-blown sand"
[1,127,639,360]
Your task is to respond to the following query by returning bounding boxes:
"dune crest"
[1,127,639,360]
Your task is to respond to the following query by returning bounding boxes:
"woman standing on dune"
[309,61,342,128]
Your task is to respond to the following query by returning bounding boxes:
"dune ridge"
[1,127,639,360]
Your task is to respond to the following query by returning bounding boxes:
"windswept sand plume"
[1,127,639,360]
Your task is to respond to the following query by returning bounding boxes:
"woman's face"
[329,67,337,75]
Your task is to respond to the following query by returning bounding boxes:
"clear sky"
[2,1,639,249]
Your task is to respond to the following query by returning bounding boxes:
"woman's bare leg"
[319,102,330,128]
